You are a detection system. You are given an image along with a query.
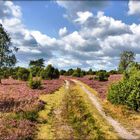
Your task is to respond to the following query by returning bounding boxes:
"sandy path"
[72,79,138,140]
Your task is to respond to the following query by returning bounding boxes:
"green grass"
[36,81,120,139]
[77,80,140,138]
[62,86,104,139]
[37,86,66,139]
[74,81,119,139]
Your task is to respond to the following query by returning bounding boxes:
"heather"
[0,78,63,139]
[77,75,122,99]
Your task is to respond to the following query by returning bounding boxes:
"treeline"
[0,60,60,81]
[0,64,119,81]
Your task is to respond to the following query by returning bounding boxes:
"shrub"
[109,70,118,75]
[10,67,19,80]
[72,68,84,77]
[17,67,30,81]
[28,75,42,89]
[30,66,42,77]
[15,110,38,122]
[108,65,140,111]
[95,70,109,81]
[40,65,60,80]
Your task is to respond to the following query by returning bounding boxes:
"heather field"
[77,74,122,99]
[0,78,63,139]
[1,1,140,139]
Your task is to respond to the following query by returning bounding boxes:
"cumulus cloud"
[0,1,53,65]
[75,11,93,24]
[57,0,106,13]
[0,1,21,18]
[128,0,140,15]
[59,27,68,37]
[1,1,140,70]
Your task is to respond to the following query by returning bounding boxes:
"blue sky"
[0,0,140,70]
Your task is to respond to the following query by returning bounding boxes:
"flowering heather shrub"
[0,78,63,139]
[77,75,122,99]
[0,118,36,140]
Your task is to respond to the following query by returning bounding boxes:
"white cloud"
[56,0,106,12]
[31,31,57,47]
[1,1,140,70]
[75,11,93,24]
[0,1,21,18]
[128,0,140,15]
[59,27,68,37]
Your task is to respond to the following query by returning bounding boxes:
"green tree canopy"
[118,51,135,73]
[0,24,17,68]
[0,24,17,83]
[29,58,45,68]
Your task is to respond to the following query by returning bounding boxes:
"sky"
[0,0,140,70]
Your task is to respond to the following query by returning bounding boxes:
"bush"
[72,68,84,77]
[30,66,42,77]
[15,110,38,122]
[109,70,118,75]
[40,65,60,80]
[95,70,109,81]
[108,65,140,111]
[28,75,42,89]
[17,68,30,81]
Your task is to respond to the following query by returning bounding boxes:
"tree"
[29,58,45,77]
[60,69,66,75]
[95,70,109,81]
[29,58,45,68]
[65,68,74,76]
[118,51,135,73]
[40,64,60,80]
[87,68,93,75]
[0,24,17,83]
[17,67,30,81]
[72,68,83,77]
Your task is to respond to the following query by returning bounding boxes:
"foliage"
[40,64,60,80]
[17,67,30,81]
[95,70,109,81]
[15,110,38,122]
[29,58,45,78]
[64,68,74,76]
[87,68,96,75]
[29,58,45,68]
[72,68,84,77]
[28,74,42,89]
[108,64,140,111]
[64,88,104,139]
[0,24,18,83]
[0,24,17,68]
[109,70,118,75]
[30,66,42,77]
[10,67,19,79]
[118,51,135,73]
[60,69,66,75]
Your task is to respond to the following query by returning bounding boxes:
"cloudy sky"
[0,0,140,70]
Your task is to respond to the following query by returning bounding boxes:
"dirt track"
[71,79,138,140]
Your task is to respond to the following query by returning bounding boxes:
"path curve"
[72,79,138,140]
